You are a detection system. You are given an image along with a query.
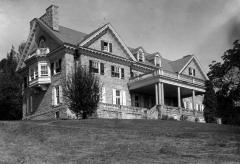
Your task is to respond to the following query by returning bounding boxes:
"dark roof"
[128,46,193,72]
[36,19,193,73]
[53,26,87,45]
[170,55,193,72]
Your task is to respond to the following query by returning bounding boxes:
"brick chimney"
[40,5,59,31]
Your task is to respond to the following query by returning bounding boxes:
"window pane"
[41,65,48,76]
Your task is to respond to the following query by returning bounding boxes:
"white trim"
[79,23,137,62]
[179,56,209,80]
[179,56,194,74]
[16,20,37,71]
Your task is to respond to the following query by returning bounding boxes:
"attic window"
[38,37,46,48]
[137,50,144,62]
[155,56,161,67]
[189,67,196,76]
[101,40,112,53]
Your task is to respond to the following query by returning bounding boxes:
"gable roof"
[79,23,137,61]
[170,55,193,73]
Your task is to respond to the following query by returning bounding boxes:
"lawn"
[0,119,240,164]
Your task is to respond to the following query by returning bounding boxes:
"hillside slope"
[0,119,240,163]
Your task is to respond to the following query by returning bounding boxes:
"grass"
[0,119,240,164]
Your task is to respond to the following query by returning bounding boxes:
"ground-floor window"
[52,85,62,106]
[112,89,126,105]
[55,111,60,119]
[135,95,140,107]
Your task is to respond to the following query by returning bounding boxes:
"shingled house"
[16,5,207,121]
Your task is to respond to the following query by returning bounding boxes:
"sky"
[1,0,240,72]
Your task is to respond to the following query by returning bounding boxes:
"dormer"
[153,52,161,67]
[137,49,145,62]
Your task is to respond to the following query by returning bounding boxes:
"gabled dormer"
[153,52,161,67]
[137,49,145,62]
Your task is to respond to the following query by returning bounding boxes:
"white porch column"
[155,83,159,105]
[192,90,195,111]
[178,87,181,108]
[158,82,162,105]
[161,83,164,105]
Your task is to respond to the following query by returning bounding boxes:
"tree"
[203,80,217,123]
[208,40,240,125]
[0,46,22,120]
[63,66,100,119]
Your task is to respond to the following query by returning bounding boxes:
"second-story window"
[101,40,112,53]
[111,65,120,78]
[111,65,124,79]
[40,64,48,77]
[89,60,105,75]
[189,67,196,76]
[51,59,62,76]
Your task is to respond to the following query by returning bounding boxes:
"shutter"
[59,59,62,72]
[109,43,112,52]
[51,63,54,76]
[112,89,116,104]
[184,101,186,109]
[189,68,191,75]
[52,87,55,106]
[122,90,126,105]
[189,102,192,110]
[100,63,104,75]
[102,87,106,103]
[89,60,92,72]
[101,40,104,51]
[193,69,196,76]
[111,66,114,77]
[121,68,124,79]
[59,85,63,103]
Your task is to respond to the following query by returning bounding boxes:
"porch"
[128,69,206,114]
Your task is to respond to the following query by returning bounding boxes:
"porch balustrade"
[129,68,205,87]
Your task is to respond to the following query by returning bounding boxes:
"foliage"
[203,80,217,123]
[63,66,100,119]
[0,46,22,120]
[208,40,240,125]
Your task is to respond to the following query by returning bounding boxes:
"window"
[40,64,48,76]
[30,69,34,81]
[135,95,140,107]
[121,68,124,79]
[155,56,161,67]
[52,85,62,106]
[38,37,46,48]
[101,40,112,53]
[89,60,105,75]
[55,59,62,73]
[111,65,120,77]
[112,89,126,105]
[189,67,196,76]
[35,66,38,78]
[89,60,99,73]
[51,59,62,75]
[138,51,144,62]
[111,65,124,78]
[116,90,121,105]
[56,86,60,105]
[24,77,28,88]
[100,87,106,103]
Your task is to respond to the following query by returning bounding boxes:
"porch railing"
[129,69,205,87]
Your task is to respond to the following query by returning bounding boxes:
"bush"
[63,66,100,119]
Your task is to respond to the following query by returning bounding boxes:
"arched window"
[38,37,46,48]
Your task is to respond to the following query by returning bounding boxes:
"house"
[17,5,207,121]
